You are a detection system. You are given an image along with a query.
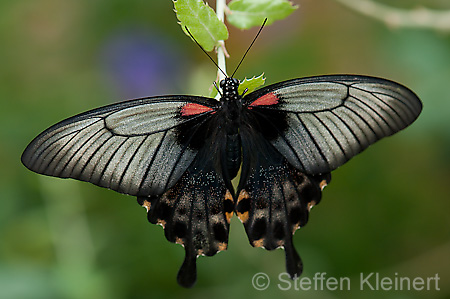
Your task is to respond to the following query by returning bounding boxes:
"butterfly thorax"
[219,77,242,127]
[220,77,240,100]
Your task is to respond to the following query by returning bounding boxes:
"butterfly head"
[220,78,240,101]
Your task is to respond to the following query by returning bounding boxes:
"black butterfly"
[21,74,422,287]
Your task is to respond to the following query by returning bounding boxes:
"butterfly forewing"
[21,96,218,197]
[243,75,422,174]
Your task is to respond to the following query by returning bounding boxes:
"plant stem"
[216,0,227,82]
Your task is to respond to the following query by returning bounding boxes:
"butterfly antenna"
[185,26,228,78]
[231,18,267,78]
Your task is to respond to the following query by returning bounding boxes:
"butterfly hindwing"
[238,126,331,278]
[21,96,217,197]
[138,146,233,288]
[243,75,422,175]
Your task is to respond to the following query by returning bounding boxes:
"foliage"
[3,0,449,298]
[174,0,229,51]
[238,73,266,94]
[174,0,296,89]
[227,0,297,29]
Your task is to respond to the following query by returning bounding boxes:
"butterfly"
[21,74,422,287]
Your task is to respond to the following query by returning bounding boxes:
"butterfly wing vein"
[21,96,217,196]
[244,76,422,174]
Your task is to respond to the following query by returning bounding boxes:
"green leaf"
[238,73,266,95]
[227,0,297,29]
[174,0,229,51]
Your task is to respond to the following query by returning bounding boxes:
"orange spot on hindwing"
[319,179,328,190]
[236,190,250,223]
[141,199,151,212]
[224,190,234,223]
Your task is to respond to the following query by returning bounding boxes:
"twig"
[216,0,228,90]
[335,0,450,31]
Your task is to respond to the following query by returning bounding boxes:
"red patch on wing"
[181,103,214,116]
[248,92,279,108]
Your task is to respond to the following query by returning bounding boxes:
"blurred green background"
[1,0,450,298]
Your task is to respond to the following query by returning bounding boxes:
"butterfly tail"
[284,234,302,279]
[177,244,197,288]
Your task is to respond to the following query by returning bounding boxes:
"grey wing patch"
[250,76,422,174]
[21,97,214,196]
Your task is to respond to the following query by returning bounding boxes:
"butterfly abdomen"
[224,132,241,179]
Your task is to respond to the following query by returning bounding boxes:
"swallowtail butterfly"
[22,73,421,287]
